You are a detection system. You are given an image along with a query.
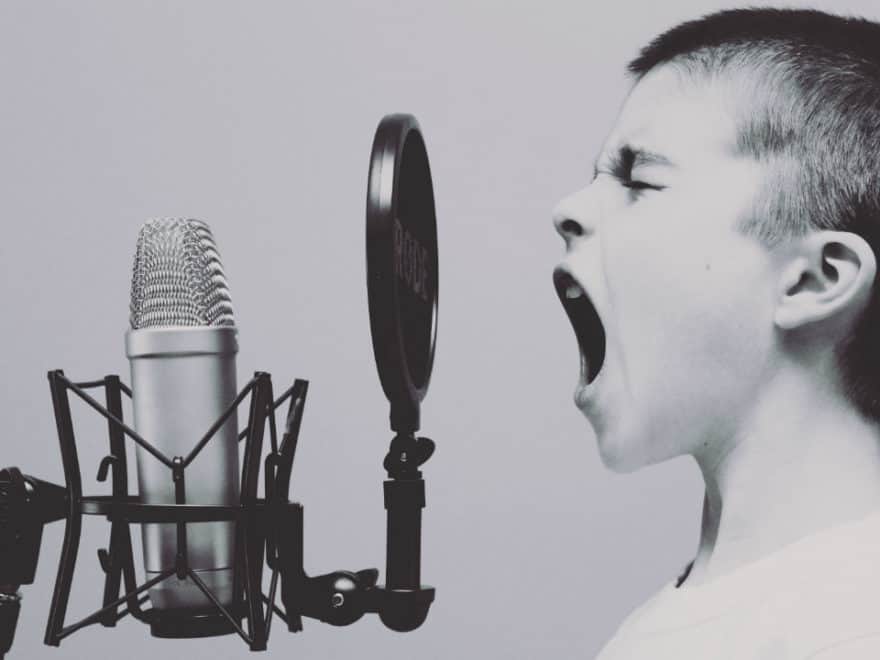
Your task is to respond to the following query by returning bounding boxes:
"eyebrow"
[592,144,676,180]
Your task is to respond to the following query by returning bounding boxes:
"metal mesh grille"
[129,218,235,329]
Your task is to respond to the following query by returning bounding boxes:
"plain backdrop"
[2,1,880,658]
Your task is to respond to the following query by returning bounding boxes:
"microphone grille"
[129,218,236,329]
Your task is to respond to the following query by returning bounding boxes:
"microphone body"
[126,327,239,609]
[126,218,239,612]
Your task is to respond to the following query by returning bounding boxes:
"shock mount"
[0,369,434,655]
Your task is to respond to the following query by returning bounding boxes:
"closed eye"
[620,179,665,191]
[594,144,670,195]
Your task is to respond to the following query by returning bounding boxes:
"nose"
[552,188,594,246]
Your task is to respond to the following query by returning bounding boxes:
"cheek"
[603,217,774,434]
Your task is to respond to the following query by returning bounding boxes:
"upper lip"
[553,265,606,384]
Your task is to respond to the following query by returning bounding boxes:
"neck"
[684,367,880,587]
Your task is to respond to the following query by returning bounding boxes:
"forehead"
[602,64,740,165]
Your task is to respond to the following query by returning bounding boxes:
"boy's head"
[553,8,880,471]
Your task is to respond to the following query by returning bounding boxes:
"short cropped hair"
[628,8,880,422]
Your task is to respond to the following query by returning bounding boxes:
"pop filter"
[366,114,437,632]
[366,114,439,434]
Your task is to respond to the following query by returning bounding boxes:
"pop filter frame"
[366,114,439,433]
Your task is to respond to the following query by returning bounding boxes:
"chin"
[594,420,676,473]
[595,434,647,473]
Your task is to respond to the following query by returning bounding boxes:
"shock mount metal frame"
[36,368,432,652]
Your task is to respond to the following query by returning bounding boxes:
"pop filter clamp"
[0,113,437,656]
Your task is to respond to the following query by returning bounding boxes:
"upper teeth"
[565,283,584,299]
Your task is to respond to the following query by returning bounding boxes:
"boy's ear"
[774,231,876,331]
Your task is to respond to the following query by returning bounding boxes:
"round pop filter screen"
[366,114,438,433]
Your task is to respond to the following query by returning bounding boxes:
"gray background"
[1,1,878,658]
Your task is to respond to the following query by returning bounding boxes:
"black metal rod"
[240,374,270,650]
[183,377,257,468]
[80,497,246,522]
[260,593,289,626]
[57,570,174,641]
[104,376,129,497]
[72,379,109,389]
[237,381,298,441]
[61,375,174,469]
[119,382,132,398]
[264,568,280,639]
[268,399,279,455]
[44,371,83,647]
[230,512,245,624]
[112,595,150,623]
[284,393,305,457]
[183,378,256,467]
[273,383,308,503]
[118,521,150,623]
[99,523,125,626]
[100,376,128,625]
[272,383,296,410]
[172,458,188,578]
[241,374,269,503]
[186,569,252,646]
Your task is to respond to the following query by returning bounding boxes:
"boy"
[552,8,880,659]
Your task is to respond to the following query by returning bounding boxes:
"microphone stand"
[0,368,435,655]
[1,111,441,656]
[380,432,436,631]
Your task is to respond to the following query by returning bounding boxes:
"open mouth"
[553,267,606,384]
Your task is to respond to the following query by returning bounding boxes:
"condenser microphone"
[125,218,240,614]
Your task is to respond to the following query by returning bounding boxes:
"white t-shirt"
[595,510,880,660]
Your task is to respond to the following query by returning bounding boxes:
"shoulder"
[754,539,880,657]
[617,578,676,631]
[609,560,694,635]
[805,635,880,659]
[594,578,677,658]
[613,561,692,632]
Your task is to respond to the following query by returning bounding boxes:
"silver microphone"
[126,218,240,611]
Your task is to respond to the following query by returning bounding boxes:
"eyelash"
[620,179,664,192]
[595,159,665,194]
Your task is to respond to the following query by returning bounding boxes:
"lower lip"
[574,350,604,410]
